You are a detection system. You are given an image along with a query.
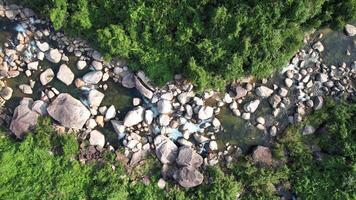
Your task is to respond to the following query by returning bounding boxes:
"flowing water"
[1,17,355,152]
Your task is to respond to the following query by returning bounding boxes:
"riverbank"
[0,1,355,190]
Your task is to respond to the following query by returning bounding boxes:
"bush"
[13,0,356,90]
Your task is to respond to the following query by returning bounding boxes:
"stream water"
[1,18,355,152]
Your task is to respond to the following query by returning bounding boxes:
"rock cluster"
[0,1,354,189]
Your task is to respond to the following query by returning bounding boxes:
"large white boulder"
[47,93,91,129]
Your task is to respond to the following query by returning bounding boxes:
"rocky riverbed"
[0,1,355,188]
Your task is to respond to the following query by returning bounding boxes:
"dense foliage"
[0,118,242,199]
[14,0,356,89]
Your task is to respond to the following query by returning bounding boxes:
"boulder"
[87,89,104,108]
[89,130,105,148]
[46,49,61,63]
[313,96,323,110]
[122,73,135,88]
[157,100,172,114]
[176,147,203,168]
[252,146,273,166]
[302,125,315,135]
[312,41,324,52]
[47,93,91,129]
[177,91,194,104]
[83,71,103,84]
[174,166,204,188]
[10,98,40,138]
[154,135,178,164]
[269,95,281,108]
[77,60,87,70]
[40,68,54,85]
[31,100,48,116]
[111,120,126,139]
[19,84,32,94]
[57,64,75,86]
[144,110,154,125]
[285,78,293,88]
[209,140,218,151]
[345,24,356,36]
[91,60,103,71]
[105,105,116,121]
[27,61,39,70]
[123,106,144,127]
[235,86,247,99]
[135,76,154,99]
[36,41,49,52]
[198,106,214,120]
[0,87,13,100]
[315,73,328,83]
[255,86,274,97]
[159,114,170,126]
[244,99,260,113]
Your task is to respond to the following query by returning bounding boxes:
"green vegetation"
[13,0,356,89]
[0,118,242,199]
[1,99,354,199]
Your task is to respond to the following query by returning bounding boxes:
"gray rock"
[209,140,218,151]
[0,87,13,100]
[88,89,104,108]
[111,120,125,137]
[198,106,214,120]
[313,96,323,110]
[57,64,75,86]
[159,114,170,126]
[77,60,87,70]
[269,94,281,108]
[174,166,204,188]
[302,125,315,135]
[154,135,178,164]
[255,86,274,97]
[235,86,247,99]
[345,24,356,36]
[31,100,48,116]
[244,99,260,113]
[157,178,166,189]
[46,49,62,63]
[279,88,288,97]
[47,93,91,129]
[40,68,54,85]
[135,76,154,99]
[157,100,172,114]
[36,41,49,52]
[27,61,39,70]
[83,71,103,84]
[10,98,40,138]
[123,106,144,127]
[122,73,135,88]
[104,105,116,121]
[269,126,277,136]
[252,146,272,166]
[89,130,105,148]
[315,73,328,83]
[176,147,203,168]
[256,117,265,125]
[19,84,32,94]
[177,91,194,104]
[313,41,324,52]
[91,60,103,71]
[145,110,154,125]
[285,78,293,88]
